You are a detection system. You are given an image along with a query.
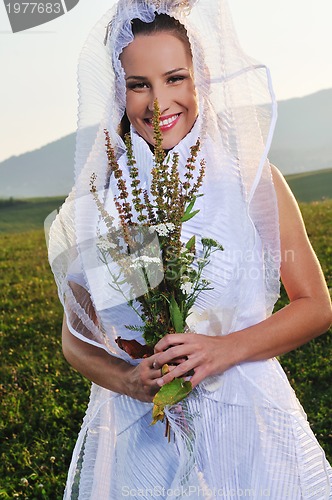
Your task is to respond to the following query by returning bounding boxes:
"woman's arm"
[154,165,332,388]
[62,316,162,402]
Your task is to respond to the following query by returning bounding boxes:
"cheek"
[125,94,143,122]
[182,83,198,114]
[191,94,199,114]
[186,95,198,119]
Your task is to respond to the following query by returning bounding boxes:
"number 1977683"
[5,3,62,14]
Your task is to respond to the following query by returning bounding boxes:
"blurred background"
[0,0,332,199]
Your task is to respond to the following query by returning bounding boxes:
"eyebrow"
[125,67,189,81]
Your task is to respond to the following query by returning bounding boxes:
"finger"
[170,357,187,365]
[188,369,204,389]
[147,362,160,382]
[154,333,194,352]
[151,357,186,383]
[156,358,195,386]
[154,345,194,368]
[167,364,178,372]
[148,353,164,370]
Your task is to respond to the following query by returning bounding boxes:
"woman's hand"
[125,354,171,403]
[153,332,235,389]
[62,315,165,403]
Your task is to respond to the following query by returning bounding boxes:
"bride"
[48,0,332,498]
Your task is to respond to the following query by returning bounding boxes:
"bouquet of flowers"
[90,101,223,429]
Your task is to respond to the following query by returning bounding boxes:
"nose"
[148,86,170,115]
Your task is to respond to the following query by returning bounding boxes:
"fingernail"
[157,378,165,387]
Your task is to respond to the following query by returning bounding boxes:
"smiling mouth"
[145,113,180,130]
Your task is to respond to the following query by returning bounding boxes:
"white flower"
[186,252,195,259]
[180,281,193,295]
[180,251,195,264]
[166,222,175,231]
[130,256,161,269]
[151,222,176,237]
[155,224,168,236]
[141,256,161,264]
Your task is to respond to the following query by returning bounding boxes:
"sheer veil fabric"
[47,0,332,498]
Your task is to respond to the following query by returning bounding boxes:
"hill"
[269,88,332,174]
[0,168,331,235]
[0,197,65,234]
[0,88,331,198]
[285,168,332,202]
[0,134,75,199]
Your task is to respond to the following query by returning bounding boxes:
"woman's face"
[120,32,198,149]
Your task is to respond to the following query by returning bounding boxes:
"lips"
[145,113,181,131]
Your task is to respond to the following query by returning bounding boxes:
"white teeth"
[160,115,178,127]
[148,114,178,127]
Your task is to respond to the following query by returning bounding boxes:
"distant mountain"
[269,88,332,173]
[0,134,75,199]
[1,88,331,198]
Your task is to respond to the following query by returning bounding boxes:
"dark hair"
[131,13,190,48]
[118,14,191,139]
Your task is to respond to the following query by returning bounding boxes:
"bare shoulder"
[270,163,305,234]
[270,163,285,188]
[270,164,298,209]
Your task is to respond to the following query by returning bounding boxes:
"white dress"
[62,126,332,500]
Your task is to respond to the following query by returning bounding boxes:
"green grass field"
[0,196,331,498]
[285,168,332,202]
[0,167,330,234]
[0,197,65,234]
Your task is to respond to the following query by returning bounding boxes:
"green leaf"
[185,235,196,252]
[151,378,192,424]
[169,296,185,332]
[186,198,196,213]
[181,196,201,223]
[181,209,200,223]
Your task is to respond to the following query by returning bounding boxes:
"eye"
[167,75,186,84]
[127,81,149,91]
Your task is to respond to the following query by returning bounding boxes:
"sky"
[0,0,331,163]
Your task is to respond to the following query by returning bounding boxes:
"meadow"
[0,194,331,498]
[286,168,332,202]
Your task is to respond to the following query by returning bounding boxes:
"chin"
[161,140,178,150]
[161,133,186,150]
